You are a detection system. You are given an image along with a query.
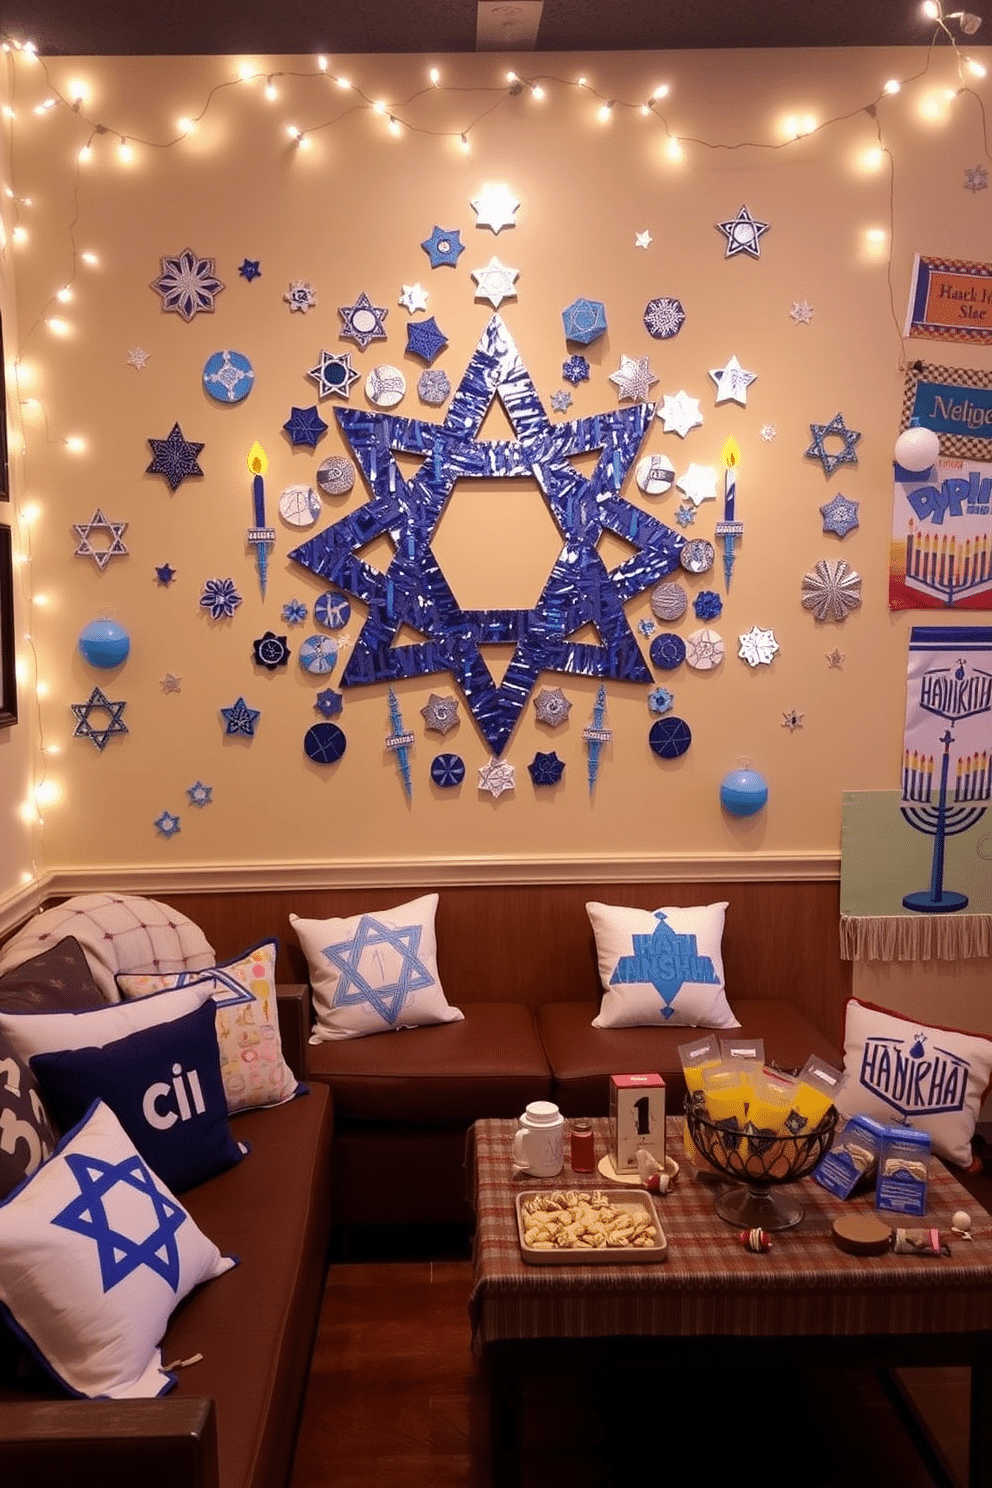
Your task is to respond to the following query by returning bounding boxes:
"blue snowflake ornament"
[282,599,308,625]
[562,355,590,385]
[648,686,675,714]
[154,810,181,838]
[693,590,723,621]
[338,293,388,350]
[200,577,243,620]
[820,492,861,538]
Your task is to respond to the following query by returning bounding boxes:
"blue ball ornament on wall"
[720,766,769,817]
[78,619,131,669]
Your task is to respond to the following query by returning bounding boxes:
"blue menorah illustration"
[900,657,992,912]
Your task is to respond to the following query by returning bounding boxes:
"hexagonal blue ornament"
[719,767,769,817]
[78,619,131,668]
[562,298,607,346]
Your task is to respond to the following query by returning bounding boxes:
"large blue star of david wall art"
[288,315,685,757]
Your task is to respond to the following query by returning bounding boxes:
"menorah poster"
[890,457,992,611]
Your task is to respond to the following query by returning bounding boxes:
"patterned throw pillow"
[587,901,740,1030]
[0,894,215,1003]
[0,1100,236,1398]
[116,941,301,1112]
[838,997,992,1168]
[0,937,105,1014]
[0,1029,57,1200]
[290,894,464,1042]
[31,999,246,1194]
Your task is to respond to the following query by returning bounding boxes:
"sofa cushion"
[0,1030,56,1201]
[116,940,302,1114]
[0,938,105,1015]
[588,900,739,1030]
[538,999,843,1116]
[30,999,247,1195]
[307,1002,551,1123]
[0,981,216,1066]
[0,1100,236,1400]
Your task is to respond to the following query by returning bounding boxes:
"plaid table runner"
[469,1118,992,1346]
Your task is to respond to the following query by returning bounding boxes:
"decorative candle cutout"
[716,437,744,589]
[246,443,276,597]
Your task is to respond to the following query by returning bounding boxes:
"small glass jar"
[570,1118,595,1172]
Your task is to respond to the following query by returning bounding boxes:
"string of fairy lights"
[0,1,989,872]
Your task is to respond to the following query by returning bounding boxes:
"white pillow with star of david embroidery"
[291,894,464,1042]
[0,1099,235,1398]
[588,901,740,1030]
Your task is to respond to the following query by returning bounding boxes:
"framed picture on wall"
[0,313,8,501]
[0,525,17,727]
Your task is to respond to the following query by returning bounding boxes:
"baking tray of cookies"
[515,1187,667,1264]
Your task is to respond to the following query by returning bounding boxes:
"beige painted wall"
[6,45,992,885]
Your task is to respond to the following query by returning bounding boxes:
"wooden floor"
[290,1238,974,1488]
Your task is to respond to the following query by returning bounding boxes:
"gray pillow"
[0,936,105,1013]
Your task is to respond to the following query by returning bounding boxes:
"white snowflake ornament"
[738,626,780,667]
[657,390,703,438]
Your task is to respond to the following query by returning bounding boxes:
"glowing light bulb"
[12,226,28,245]
[1,106,15,121]
[388,115,402,136]
[32,593,49,607]
[237,62,256,82]
[598,100,615,123]
[665,136,684,162]
[860,146,885,171]
[65,436,86,452]
[429,66,441,85]
[68,79,89,106]
[317,55,328,71]
[264,79,278,101]
[81,251,99,266]
[46,317,70,336]
[78,142,92,163]
[35,681,49,699]
[337,76,352,90]
[117,138,133,163]
[56,286,72,303]
[20,502,41,525]
[177,116,197,134]
[372,99,386,114]
[883,78,902,94]
[577,76,588,88]
[459,133,470,153]
[531,84,545,100]
[506,71,518,83]
[922,0,941,17]
[35,781,60,808]
[966,57,987,77]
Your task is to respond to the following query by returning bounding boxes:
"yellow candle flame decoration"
[722,436,740,470]
[247,441,268,476]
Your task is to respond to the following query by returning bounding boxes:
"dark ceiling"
[2,0,980,58]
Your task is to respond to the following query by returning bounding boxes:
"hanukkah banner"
[905,254,992,347]
[903,626,992,806]
[900,361,992,464]
[890,456,992,611]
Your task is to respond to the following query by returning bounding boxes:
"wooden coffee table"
[469,1116,992,1487]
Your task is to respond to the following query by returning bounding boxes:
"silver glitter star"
[160,673,182,693]
[782,709,805,730]
[609,355,659,402]
[127,347,150,369]
[533,687,572,726]
[420,692,460,735]
[790,300,815,324]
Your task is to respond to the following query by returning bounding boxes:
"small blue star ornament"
[421,227,464,268]
[153,810,181,838]
[187,781,213,806]
[146,423,204,491]
[315,688,343,718]
[283,406,328,448]
[220,696,260,737]
[238,259,261,281]
[528,751,565,786]
[562,355,590,385]
[805,414,861,476]
[155,563,176,586]
[820,492,860,537]
[150,247,224,320]
[405,317,448,364]
[71,688,128,750]
[308,349,360,400]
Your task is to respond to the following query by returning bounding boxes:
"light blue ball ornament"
[78,619,131,669]
[720,767,768,818]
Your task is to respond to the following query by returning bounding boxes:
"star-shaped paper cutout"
[676,464,718,506]
[338,292,388,350]
[187,780,213,806]
[421,692,460,734]
[657,391,703,438]
[675,503,696,527]
[150,246,224,320]
[315,688,343,718]
[53,1149,187,1291]
[127,347,149,369]
[308,349,361,399]
[716,205,769,259]
[146,423,204,492]
[709,355,756,406]
[71,687,128,749]
[790,300,814,324]
[154,810,181,837]
[471,183,519,232]
[324,916,434,1023]
[479,757,516,797]
[782,709,805,731]
[287,316,683,756]
[551,390,572,413]
[533,686,571,726]
[239,258,261,281]
[965,165,988,193]
[820,492,860,537]
[399,282,429,312]
[738,626,780,667]
[220,696,260,737]
[528,751,565,785]
[285,281,317,313]
[73,509,129,569]
[825,648,845,669]
[422,227,464,268]
[155,563,176,585]
[472,256,518,308]
[761,424,777,441]
[806,413,861,476]
[609,355,659,402]
[406,317,448,364]
[160,673,181,693]
[635,230,652,249]
[283,406,329,448]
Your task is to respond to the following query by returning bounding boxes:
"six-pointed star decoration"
[421,692,460,734]
[471,183,520,232]
[716,205,770,259]
[146,423,205,491]
[155,563,176,585]
[406,317,448,364]
[820,492,860,537]
[738,625,780,667]
[154,810,181,837]
[533,686,571,725]
[220,696,260,737]
[675,464,718,506]
[528,750,565,785]
[150,246,224,320]
[609,355,659,402]
[421,227,465,268]
[790,300,815,324]
[187,780,213,805]
[308,349,361,399]
[656,390,703,438]
[73,509,129,569]
[324,915,434,1023]
[479,757,516,797]
[127,347,150,369]
[338,292,388,350]
[71,687,129,749]
[805,413,862,476]
[709,355,756,406]
[287,315,684,757]
[472,256,519,308]
[53,1150,188,1290]
[399,282,429,312]
[283,406,329,448]
[239,258,261,281]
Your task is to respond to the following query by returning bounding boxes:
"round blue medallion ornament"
[78,619,131,668]
[649,717,692,759]
[314,591,351,631]
[720,767,769,817]
[650,633,686,671]
[299,635,338,674]
[430,752,465,788]
[304,723,347,764]
[202,350,255,404]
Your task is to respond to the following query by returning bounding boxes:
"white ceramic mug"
[512,1101,565,1177]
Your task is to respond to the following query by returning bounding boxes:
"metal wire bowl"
[684,1096,838,1231]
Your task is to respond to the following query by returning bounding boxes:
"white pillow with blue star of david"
[588,901,740,1030]
[0,1099,236,1398]
[291,894,464,1042]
